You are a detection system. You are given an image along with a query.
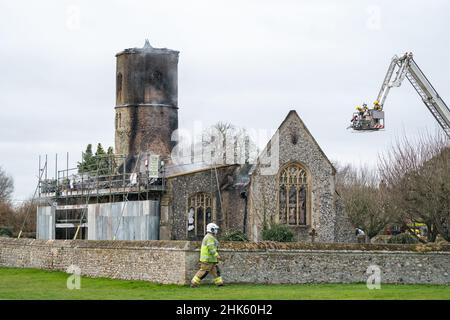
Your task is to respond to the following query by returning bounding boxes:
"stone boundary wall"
[0,238,189,284]
[1,238,449,285]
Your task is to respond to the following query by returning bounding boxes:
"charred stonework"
[166,165,247,240]
[115,105,178,158]
[114,40,179,159]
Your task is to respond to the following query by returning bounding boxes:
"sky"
[1,0,449,203]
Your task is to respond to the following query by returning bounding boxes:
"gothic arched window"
[278,163,308,225]
[187,193,213,238]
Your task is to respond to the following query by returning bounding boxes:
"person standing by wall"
[356,228,367,243]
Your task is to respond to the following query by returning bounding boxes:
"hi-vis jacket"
[200,233,219,263]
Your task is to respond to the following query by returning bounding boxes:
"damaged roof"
[116,39,179,57]
[165,162,254,191]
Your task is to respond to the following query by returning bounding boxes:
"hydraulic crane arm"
[376,52,450,138]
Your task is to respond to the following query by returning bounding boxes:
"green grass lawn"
[0,267,449,300]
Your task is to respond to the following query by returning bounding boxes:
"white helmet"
[206,223,219,234]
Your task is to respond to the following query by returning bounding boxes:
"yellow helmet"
[374,100,379,105]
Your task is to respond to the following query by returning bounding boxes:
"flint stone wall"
[249,111,354,243]
[167,165,245,241]
[0,238,189,284]
[1,238,449,285]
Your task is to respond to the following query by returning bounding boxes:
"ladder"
[372,52,450,138]
[406,59,450,138]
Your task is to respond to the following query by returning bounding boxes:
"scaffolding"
[35,150,237,240]
[38,153,166,204]
[34,152,166,240]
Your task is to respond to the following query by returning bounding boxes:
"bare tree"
[378,132,450,242]
[13,199,37,237]
[202,122,258,165]
[335,163,391,240]
[0,200,37,238]
[0,202,15,229]
[0,166,14,203]
[426,147,450,242]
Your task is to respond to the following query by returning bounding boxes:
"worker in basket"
[362,103,369,116]
[356,105,364,117]
[373,100,382,111]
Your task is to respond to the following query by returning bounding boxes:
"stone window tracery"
[187,193,213,238]
[278,163,308,225]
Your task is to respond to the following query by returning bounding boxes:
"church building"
[36,41,355,243]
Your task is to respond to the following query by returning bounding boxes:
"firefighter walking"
[191,223,224,287]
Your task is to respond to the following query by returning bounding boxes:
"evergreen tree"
[95,143,109,176]
[78,144,96,173]
[78,143,115,175]
[95,143,106,157]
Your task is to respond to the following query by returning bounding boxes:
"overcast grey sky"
[1,0,449,202]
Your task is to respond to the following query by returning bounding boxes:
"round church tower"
[114,40,179,160]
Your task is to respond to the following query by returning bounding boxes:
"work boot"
[190,283,198,288]
[213,277,224,286]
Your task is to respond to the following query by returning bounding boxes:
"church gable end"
[277,110,335,176]
[249,110,338,242]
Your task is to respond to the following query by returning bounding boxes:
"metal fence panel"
[36,206,55,240]
[88,200,160,240]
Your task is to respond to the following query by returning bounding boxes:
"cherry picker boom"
[350,52,450,138]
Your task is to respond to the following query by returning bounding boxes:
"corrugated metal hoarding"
[36,200,160,240]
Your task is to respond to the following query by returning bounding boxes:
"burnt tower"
[114,40,179,160]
